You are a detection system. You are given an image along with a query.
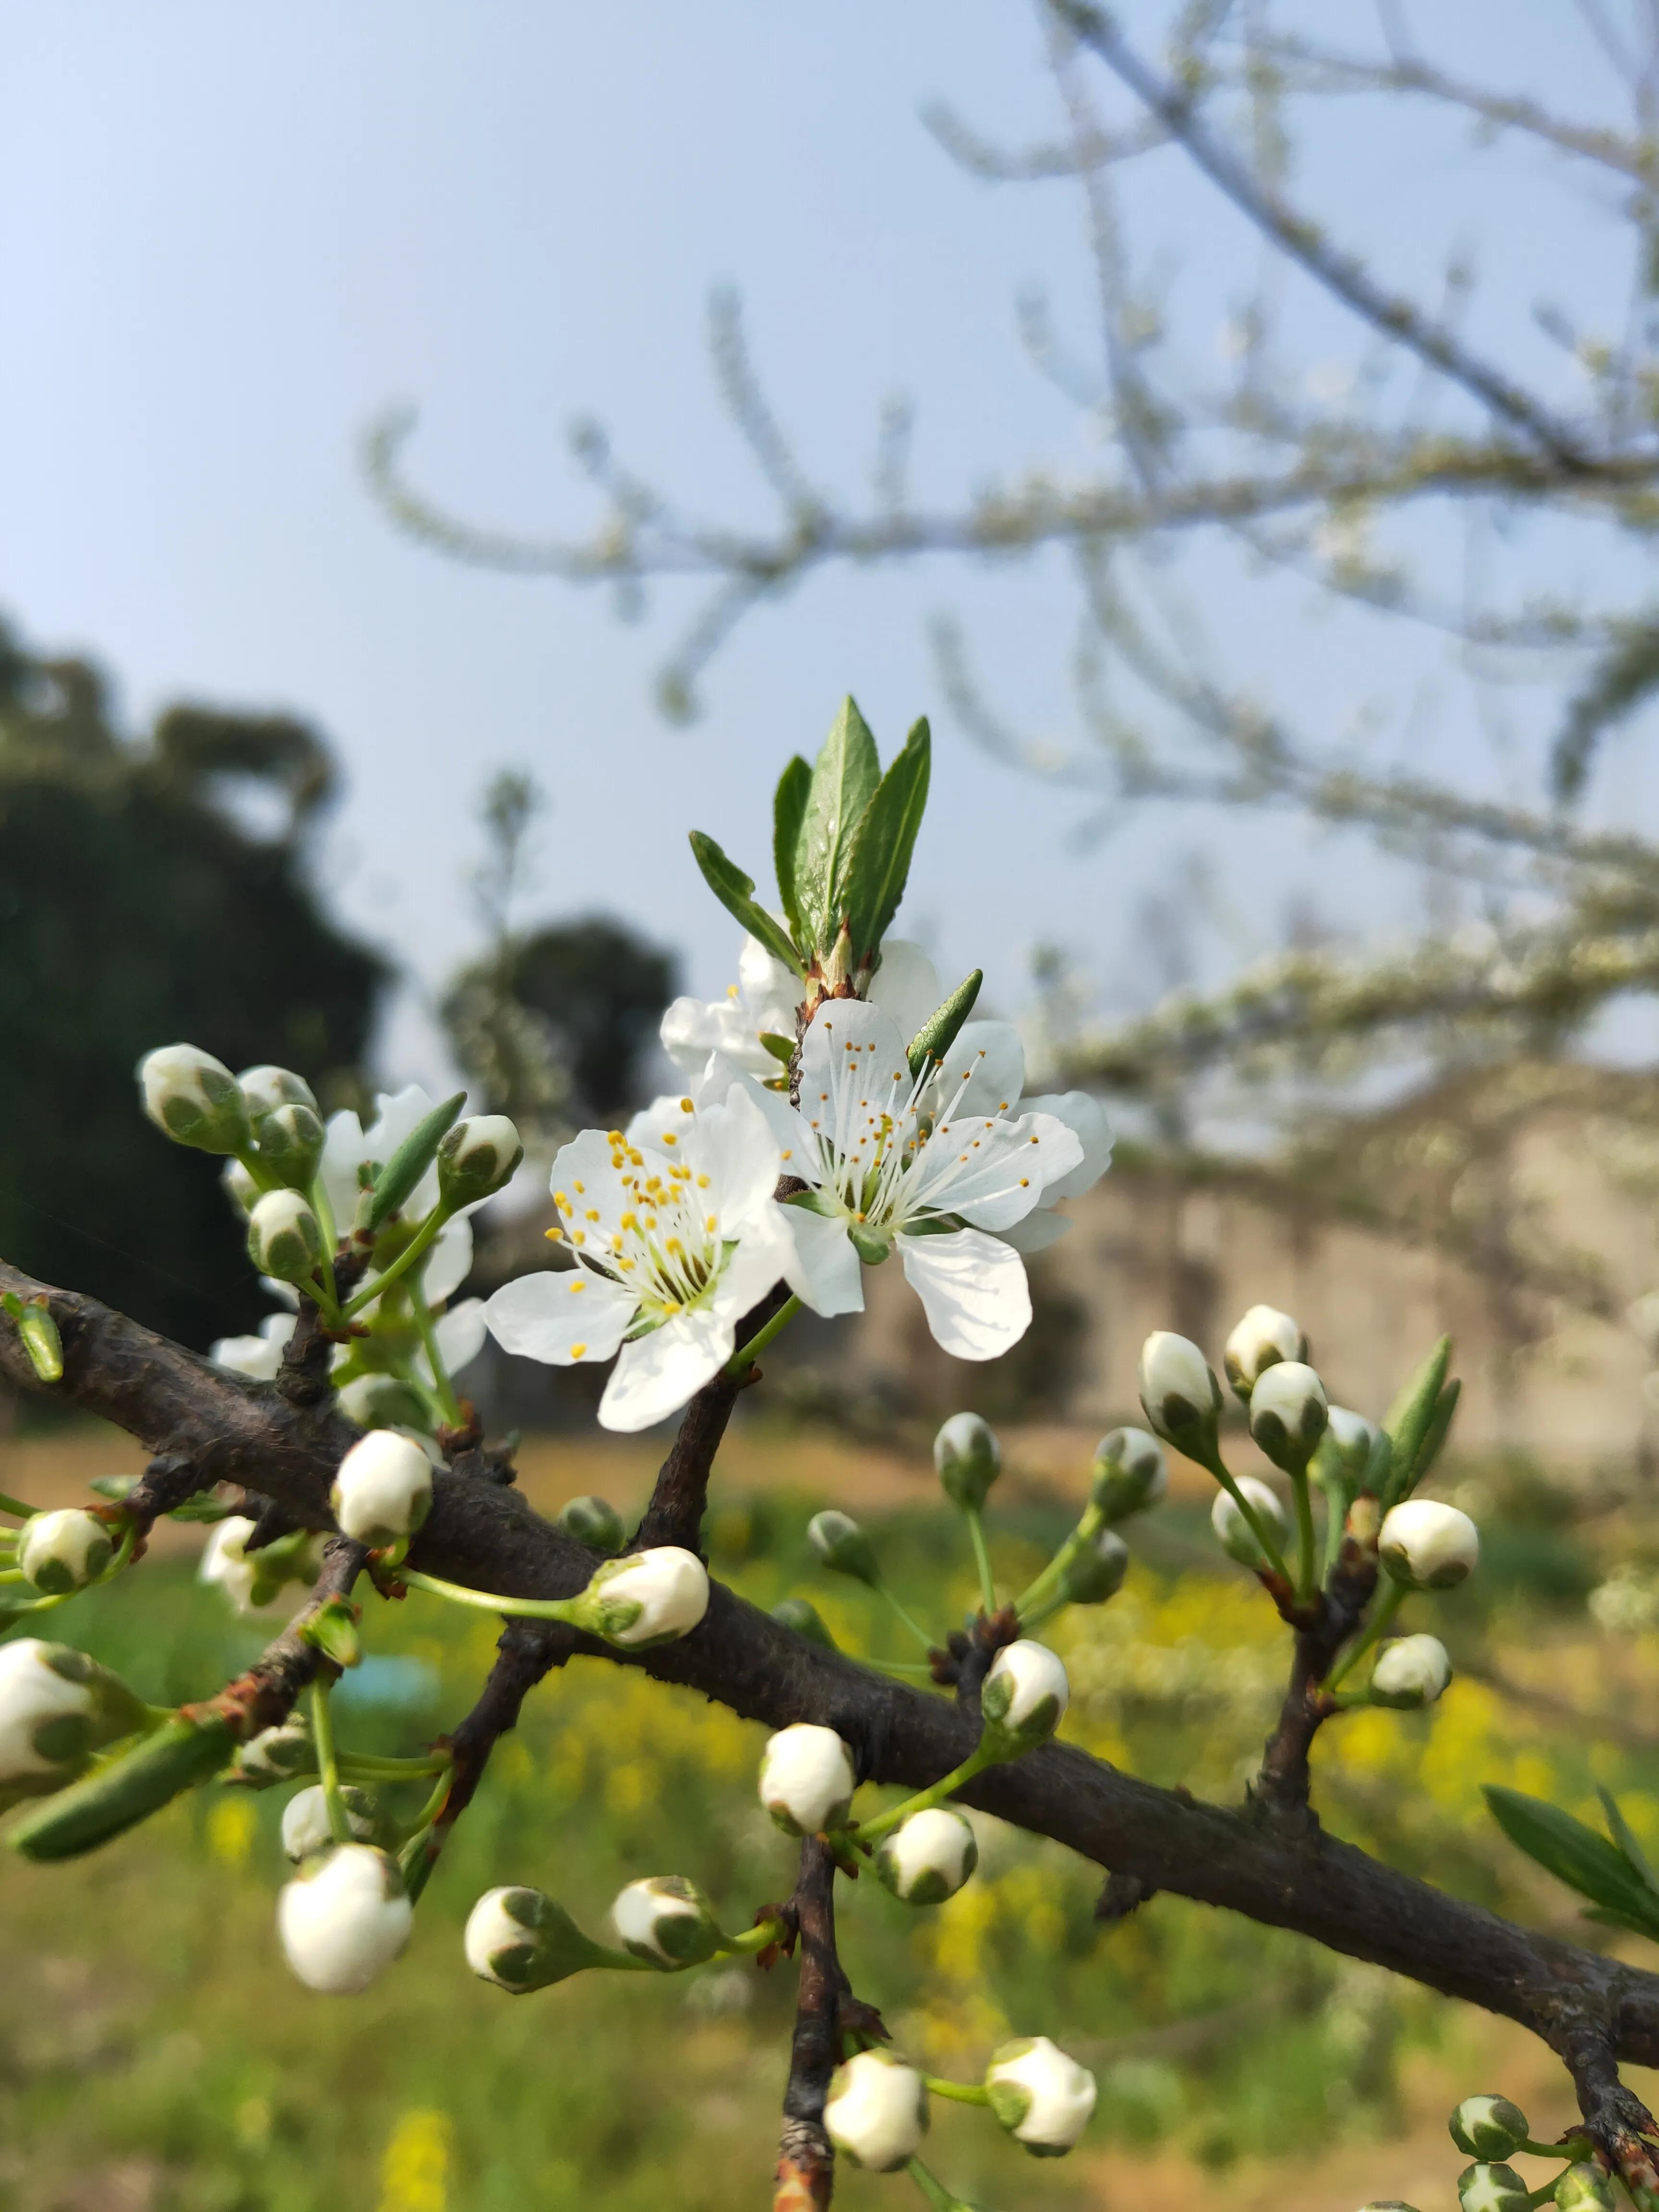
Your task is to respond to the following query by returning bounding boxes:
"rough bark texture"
[5,1255,1659,2171]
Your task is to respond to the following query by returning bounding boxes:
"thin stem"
[1523,2139,1596,2163]
[1013,1503,1103,1619]
[922,2076,991,2106]
[339,1207,451,1322]
[310,1176,339,1261]
[724,1291,801,1376]
[905,2158,963,2211]
[310,1679,351,1846]
[718,1915,788,1957]
[411,1278,464,1428]
[862,1656,938,1680]
[856,1742,997,1847]
[1317,1474,1347,1585]
[1290,1467,1317,1601]
[877,1578,938,1653]
[0,1490,42,1520]
[1325,1577,1407,1693]
[337,1752,453,1780]
[964,1506,998,1615]
[1017,1590,1068,1637]
[401,1566,581,1623]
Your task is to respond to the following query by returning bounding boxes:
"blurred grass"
[1,1434,1657,2212]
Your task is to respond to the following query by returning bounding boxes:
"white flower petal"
[1022,1090,1112,1201]
[897,1227,1032,1360]
[866,939,942,1046]
[423,1214,475,1306]
[431,1297,488,1377]
[781,1205,866,1317]
[936,1020,1026,1121]
[908,1110,1082,1232]
[600,1308,734,1431]
[798,999,912,1134]
[212,1332,286,1381]
[661,994,771,1079]
[737,933,800,1035]
[699,1057,819,1183]
[692,1084,782,1228]
[996,1209,1073,1254]
[483,1270,637,1366]
[319,1108,368,1232]
[625,1092,698,1149]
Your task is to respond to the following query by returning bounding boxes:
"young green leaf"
[686,832,804,976]
[362,1091,467,1233]
[1412,1380,1460,1485]
[1485,1786,1659,1934]
[793,697,880,954]
[10,1715,237,1862]
[842,718,932,965]
[1597,1785,1659,1898]
[906,969,984,1079]
[1382,1336,1453,1504]
[772,754,812,942]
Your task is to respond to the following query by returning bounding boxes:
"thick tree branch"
[10,1256,1659,2115]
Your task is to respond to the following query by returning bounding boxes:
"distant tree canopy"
[0,621,385,1349]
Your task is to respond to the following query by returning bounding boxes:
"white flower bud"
[276,1843,412,1994]
[1556,2164,1616,2212]
[1324,1405,1379,1477]
[222,1156,260,1217]
[236,1717,313,1786]
[1137,1332,1222,1451]
[253,1102,325,1191]
[1090,1427,1167,1521]
[1379,1499,1479,1590]
[933,1412,1001,1511]
[823,2050,928,2171]
[239,1065,319,1118]
[200,1516,280,1616]
[611,1875,723,1968]
[436,1115,524,1208]
[1457,2164,1531,2212]
[330,1431,433,1546]
[17,1508,112,1595]
[246,1190,325,1286]
[1211,1476,1291,1568]
[1057,1527,1129,1607]
[981,1638,1069,1752]
[464,1885,607,1993]
[0,1638,138,1786]
[875,1808,978,1905]
[138,1043,250,1154]
[281,1783,379,1861]
[1223,1304,1306,1397]
[1248,1360,1329,1469]
[807,1508,880,1585]
[757,1722,856,1836]
[335,1373,432,1432]
[579,1547,709,1647]
[985,2035,1098,2156]
[1450,2095,1529,2160]
[1371,1633,1452,1710]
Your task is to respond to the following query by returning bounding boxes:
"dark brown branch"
[201,1535,368,1739]
[13,1255,1659,2103]
[1253,1520,1379,1827]
[774,1837,843,2212]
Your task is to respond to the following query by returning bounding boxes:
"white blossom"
[276,1843,412,1994]
[17,1509,112,1595]
[482,1083,795,1431]
[757,1723,856,1835]
[661,933,802,1082]
[1223,1304,1306,1395]
[1378,1499,1480,1590]
[981,1639,1069,1748]
[330,1431,433,1546]
[1370,1633,1452,1709]
[580,1547,709,1647]
[822,2050,928,2171]
[319,1085,481,1306]
[875,1808,978,1904]
[199,1516,281,1616]
[985,2036,1097,2155]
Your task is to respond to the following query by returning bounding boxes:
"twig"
[774,1837,843,2212]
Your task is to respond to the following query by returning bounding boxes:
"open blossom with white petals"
[985,2036,1098,2156]
[319,1085,482,1308]
[211,1311,297,1382]
[661,933,802,1082]
[721,997,1088,1361]
[481,1083,795,1431]
[823,2050,929,2171]
[277,1843,412,1994]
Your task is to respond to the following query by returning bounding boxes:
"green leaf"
[1485,1786,1659,1933]
[758,1032,795,1066]
[10,1715,236,1862]
[1598,1785,1659,1898]
[842,717,932,964]
[772,754,812,943]
[1382,1337,1453,1504]
[906,969,984,1079]
[363,1091,466,1233]
[793,697,880,954]
[685,833,803,975]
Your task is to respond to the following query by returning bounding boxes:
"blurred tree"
[0,621,385,1349]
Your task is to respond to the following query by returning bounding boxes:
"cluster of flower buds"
[822,2035,1098,2172]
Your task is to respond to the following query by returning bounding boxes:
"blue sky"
[0,3,1647,1084]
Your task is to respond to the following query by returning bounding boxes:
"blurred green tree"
[0,620,385,1349]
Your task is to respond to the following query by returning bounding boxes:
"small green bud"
[611,1874,724,1968]
[1450,2097,1530,2160]
[1556,2165,1615,2212]
[465,1885,613,1992]
[1056,1526,1129,1607]
[807,1508,881,1586]
[336,1373,433,1432]
[771,1596,838,1650]
[138,1044,251,1154]
[9,1712,236,1861]
[247,1190,325,1286]
[301,1598,363,1670]
[933,1412,1001,1511]
[436,1115,525,1209]
[1,1294,65,1384]
[235,1717,314,1786]
[1089,1427,1167,1521]
[253,1102,325,1190]
[559,1495,627,1553]
[1457,2164,1531,2212]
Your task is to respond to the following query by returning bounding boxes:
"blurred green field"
[3,1428,1659,2212]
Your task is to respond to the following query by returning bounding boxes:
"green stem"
[862,1657,938,1681]
[1204,1454,1295,1586]
[310,1679,351,1846]
[339,1207,452,1322]
[1325,1578,1407,1694]
[1016,1590,1067,1637]
[963,1506,998,1615]
[717,1915,788,1957]
[0,1491,42,1520]
[904,2158,965,2212]
[725,1292,802,1377]
[0,1567,26,1583]
[410,1277,464,1429]
[337,1753,453,1780]
[876,1578,937,1653]
[922,2076,991,2106]
[856,1743,997,1847]
[1316,1474,1347,1585]
[310,1176,339,1262]
[1522,2140,1595,2164]
[401,1566,581,1623]
[1290,1468,1317,1601]
[1012,1503,1103,1620]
